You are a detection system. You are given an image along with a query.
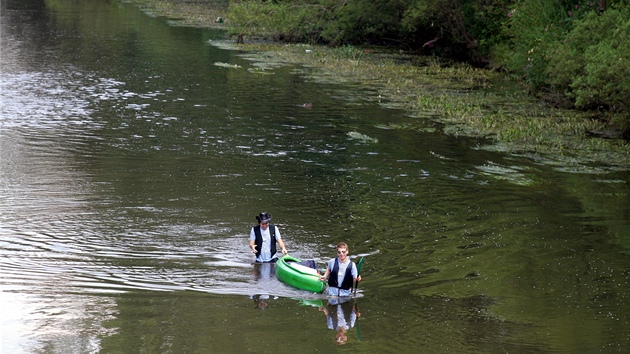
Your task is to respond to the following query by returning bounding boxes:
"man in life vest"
[248,212,287,262]
[320,242,362,297]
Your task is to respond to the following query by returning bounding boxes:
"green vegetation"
[127,0,229,28]
[228,0,630,133]
[495,0,630,131]
[227,0,508,62]
[127,0,629,169]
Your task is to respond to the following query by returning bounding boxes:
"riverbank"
[127,0,628,172]
[126,0,229,28]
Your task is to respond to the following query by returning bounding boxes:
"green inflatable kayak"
[276,255,326,293]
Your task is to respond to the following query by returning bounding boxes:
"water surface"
[1,1,629,353]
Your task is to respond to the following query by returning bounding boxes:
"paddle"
[353,257,365,296]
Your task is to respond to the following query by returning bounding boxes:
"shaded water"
[1,0,629,353]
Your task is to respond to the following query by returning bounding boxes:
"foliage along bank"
[228,0,629,136]
[126,0,628,168]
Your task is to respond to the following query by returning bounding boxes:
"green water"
[1,0,628,353]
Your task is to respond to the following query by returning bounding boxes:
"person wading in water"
[320,242,361,297]
[248,212,287,263]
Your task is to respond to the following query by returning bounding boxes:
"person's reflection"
[252,261,274,281]
[319,299,361,345]
[250,263,277,309]
[250,294,276,309]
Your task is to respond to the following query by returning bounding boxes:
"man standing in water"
[320,242,362,297]
[249,212,287,263]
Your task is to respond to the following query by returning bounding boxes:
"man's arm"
[249,240,257,254]
[277,238,287,254]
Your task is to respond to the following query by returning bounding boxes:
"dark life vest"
[253,225,276,258]
[328,258,354,290]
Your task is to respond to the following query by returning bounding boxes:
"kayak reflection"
[319,299,361,345]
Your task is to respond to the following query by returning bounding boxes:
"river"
[1,1,629,353]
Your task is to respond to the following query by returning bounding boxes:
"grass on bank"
[126,0,229,28]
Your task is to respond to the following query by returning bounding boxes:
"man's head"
[256,212,272,229]
[336,242,349,260]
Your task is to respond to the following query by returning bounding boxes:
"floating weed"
[374,123,438,133]
[474,162,542,186]
[223,42,628,170]
[214,62,241,69]
[347,131,379,143]
[247,67,273,75]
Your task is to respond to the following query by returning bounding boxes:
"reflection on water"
[321,298,361,345]
[1,290,118,353]
[1,0,629,353]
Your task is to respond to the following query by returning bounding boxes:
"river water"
[1,1,628,353]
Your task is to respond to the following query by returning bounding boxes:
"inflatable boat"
[276,255,326,293]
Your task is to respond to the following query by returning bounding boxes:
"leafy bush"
[548,7,630,113]
[493,0,566,85]
[228,0,513,62]
[320,0,410,46]
[400,0,512,62]
[496,0,629,121]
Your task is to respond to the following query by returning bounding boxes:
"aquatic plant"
[235,43,628,169]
